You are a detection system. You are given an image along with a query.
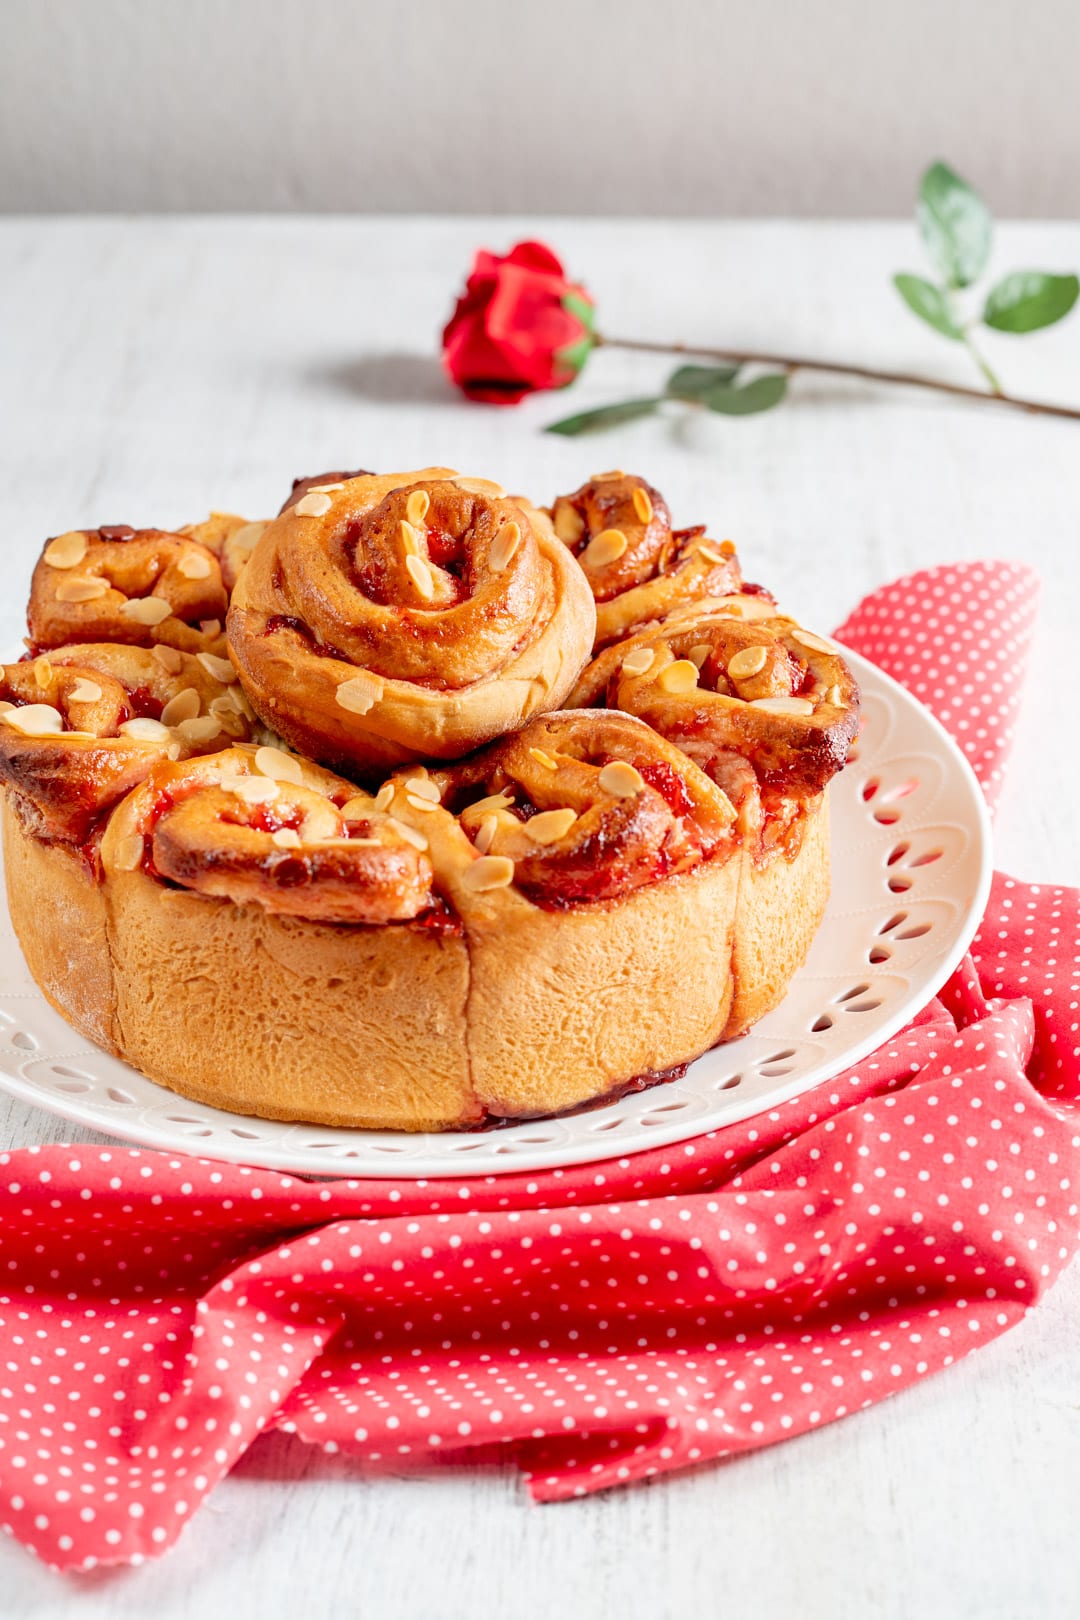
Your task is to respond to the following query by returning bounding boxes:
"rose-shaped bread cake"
[227,468,596,775]
[1,467,859,1131]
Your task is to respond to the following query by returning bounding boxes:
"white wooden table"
[1,217,1078,1620]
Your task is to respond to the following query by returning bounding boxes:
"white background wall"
[3,0,1078,216]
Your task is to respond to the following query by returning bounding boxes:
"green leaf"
[544,397,663,436]
[893,273,964,340]
[982,271,1080,333]
[666,363,740,401]
[561,290,596,335]
[701,373,788,415]
[918,161,992,289]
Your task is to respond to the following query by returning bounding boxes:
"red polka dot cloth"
[2,560,1078,1576]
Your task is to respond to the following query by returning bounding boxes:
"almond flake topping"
[553,505,585,545]
[405,775,441,803]
[727,645,768,680]
[231,521,266,553]
[791,628,840,656]
[200,619,221,637]
[121,596,172,627]
[474,814,498,854]
[340,796,371,820]
[176,715,224,743]
[3,703,64,737]
[178,552,213,580]
[463,854,515,892]
[114,833,145,872]
[152,689,198,728]
[69,678,103,705]
[153,644,184,674]
[697,544,727,567]
[454,477,505,497]
[271,828,302,849]
[631,487,653,524]
[528,746,559,772]
[750,695,815,716]
[373,782,395,812]
[405,489,430,526]
[470,790,514,816]
[55,576,109,603]
[826,684,844,706]
[335,672,383,716]
[525,807,578,845]
[119,717,171,743]
[389,818,428,852]
[688,643,710,669]
[197,651,238,684]
[658,659,700,694]
[489,521,521,572]
[44,532,89,569]
[621,645,655,678]
[582,528,628,568]
[405,553,435,601]
[399,519,420,556]
[593,469,625,482]
[33,655,52,688]
[224,775,279,805]
[294,491,333,518]
[255,744,304,785]
[308,483,344,494]
[599,761,644,798]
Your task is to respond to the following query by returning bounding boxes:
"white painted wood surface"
[1,218,1078,1619]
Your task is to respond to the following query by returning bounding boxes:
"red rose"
[441,241,595,404]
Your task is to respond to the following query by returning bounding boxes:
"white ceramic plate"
[0,649,991,1178]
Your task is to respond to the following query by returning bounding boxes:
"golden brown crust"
[2,467,856,1132]
[227,469,596,776]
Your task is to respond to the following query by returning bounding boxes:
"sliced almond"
[153,644,184,674]
[489,521,521,572]
[161,688,201,726]
[341,796,372,820]
[294,491,332,518]
[255,744,304,784]
[69,677,103,705]
[462,854,515,892]
[308,483,344,495]
[388,817,428,852]
[553,505,585,545]
[826,684,844,707]
[119,717,171,743]
[528,747,559,772]
[405,775,441,804]
[405,490,430,527]
[335,672,383,716]
[405,793,441,814]
[271,828,302,849]
[176,715,224,743]
[658,659,700,694]
[697,544,728,567]
[592,469,625,482]
[727,646,768,681]
[399,519,420,556]
[121,596,172,627]
[524,807,578,845]
[687,643,710,670]
[631,487,653,524]
[621,645,655,679]
[791,628,840,656]
[750,696,815,716]
[582,528,628,568]
[405,553,435,601]
[2,703,64,737]
[469,790,514,816]
[373,781,395,812]
[114,833,145,872]
[231,776,281,804]
[55,576,109,603]
[453,476,505,498]
[231,521,267,553]
[474,814,499,854]
[178,552,212,580]
[599,761,644,798]
[197,651,238,684]
[43,532,89,570]
[33,655,52,688]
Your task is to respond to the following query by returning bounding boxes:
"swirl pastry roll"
[28,526,233,655]
[549,471,773,649]
[227,469,596,775]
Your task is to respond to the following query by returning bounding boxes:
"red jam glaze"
[264,614,351,663]
[637,759,695,819]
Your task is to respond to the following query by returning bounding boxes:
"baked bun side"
[725,789,831,1038]
[1,797,116,1053]
[464,856,740,1118]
